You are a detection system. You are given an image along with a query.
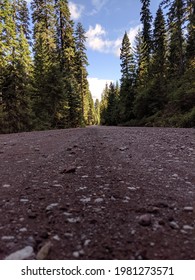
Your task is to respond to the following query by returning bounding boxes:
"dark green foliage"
[100,0,195,128]
[0,0,95,133]
[119,32,135,122]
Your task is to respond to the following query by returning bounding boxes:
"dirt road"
[0,126,195,259]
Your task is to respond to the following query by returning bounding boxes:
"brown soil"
[0,126,195,260]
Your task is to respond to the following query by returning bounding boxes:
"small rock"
[20,199,29,203]
[63,212,72,216]
[5,246,34,260]
[128,187,137,191]
[183,207,193,212]
[84,240,91,246]
[80,198,91,203]
[46,203,58,211]
[53,235,60,241]
[1,236,15,241]
[60,167,76,174]
[67,217,81,223]
[19,228,27,232]
[169,221,179,229]
[138,214,152,226]
[119,147,128,151]
[73,251,80,258]
[183,225,194,230]
[94,198,104,203]
[36,241,52,260]
[2,184,11,188]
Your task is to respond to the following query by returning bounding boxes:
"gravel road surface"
[0,126,195,259]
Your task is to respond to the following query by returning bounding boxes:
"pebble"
[119,147,128,151]
[46,203,58,211]
[20,199,29,203]
[67,217,81,223]
[53,235,60,241]
[183,207,193,212]
[5,246,34,260]
[61,167,76,174]
[73,251,80,258]
[19,228,27,232]
[36,241,52,260]
[1,236,15,241]
[128,187,137,191]
[94,198,104,203]
[2,184,11,188]
[80,198,91,203]
[183,225,194,230]
[138,214,152,226]
[84,240,91,246]
[169,221,179,229]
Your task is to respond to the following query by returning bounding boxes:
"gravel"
[0,126,195,259]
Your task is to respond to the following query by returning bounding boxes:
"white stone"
[1,236,15,241]
[67,217,81,223]
[19,228,27,232]
[20,199,29,203]
[80,198,91,203]
[94,198,104,203]
[84,240,91,246]
[53,235,60,241]
[183,207,193,212]
[73,251,80,258]
[63,212,72,216]
[183,225,194,230]
[5,246,34,260]
[46,203,58,211]
[81,175,89,178]
[2,184,11,188]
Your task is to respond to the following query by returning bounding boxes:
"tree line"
[100,0,195,127]
[0,0,96,133]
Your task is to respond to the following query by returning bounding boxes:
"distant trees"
[100,0,195,127]
[0,0,95,133]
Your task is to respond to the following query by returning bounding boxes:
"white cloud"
[68,1,84,20]
[86,24,141,57]
[88,77,113,101]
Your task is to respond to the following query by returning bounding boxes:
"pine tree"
[0,0,32,132]
[106,82,118,125]
[32,0,64,129]
[140,0,153,70]
[55,0,82,127]
[75,22,89,125]
[186,0,195,65]
[163,0,186,77]
[120,32,135,122]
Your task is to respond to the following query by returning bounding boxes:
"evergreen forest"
[100,0,195,128]
[0,0,96,133]
[0,0,195,133]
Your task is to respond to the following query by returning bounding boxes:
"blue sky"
[68,0,162,100]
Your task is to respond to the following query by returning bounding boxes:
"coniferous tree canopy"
[0,0,95,133]
[0,0,194,132]
[100,0,195,128]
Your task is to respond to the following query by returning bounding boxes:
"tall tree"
[55,0,82,127]
[0,0,32,132]
[140,0,153,71]
[120,32,135,122]
[186,0,195,65]
[75,22,89,124]
[162,0,186,77]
